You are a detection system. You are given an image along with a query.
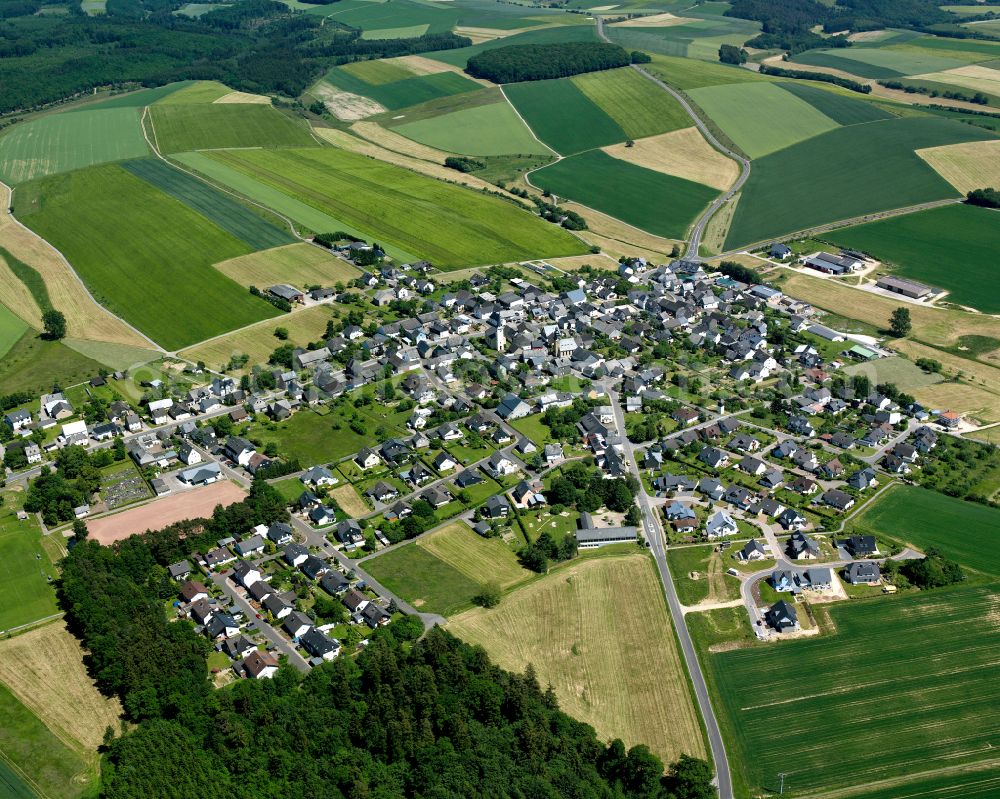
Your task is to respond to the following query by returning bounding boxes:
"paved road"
[595,17,750,260]
[208,570,311,673]
[604,384,734,799]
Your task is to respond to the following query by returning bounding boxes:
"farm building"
[269,284,305,303]
[876,275,933,300]
[576,512,638,549]
[802,252,864,275]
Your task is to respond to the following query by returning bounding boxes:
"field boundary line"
[0,181,164,353]
[0,746,51,799]
[0,613,64,639]
[498,85,561,159]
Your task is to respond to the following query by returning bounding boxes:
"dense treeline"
[716,260,763,285]
[59,503,714,798]
[25,444,127,525]
[880,80,987,104]
[0,0,469,114]
[729,0,953,53]
[466,41,631,83]
[761,64,870,93]
[967,187,1000,207]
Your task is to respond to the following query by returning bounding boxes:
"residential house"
[765,600,799,633]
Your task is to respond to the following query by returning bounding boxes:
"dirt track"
[86,481,247,544]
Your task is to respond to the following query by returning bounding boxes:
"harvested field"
[86,481,247,544]
[546,252,621,271]
[0,622,121,754]
[0,183,153,347]
[178,303,336,369]
[419,522,530,589]
[387,54,493,85]
[904,379,1000,423]
[913,64,1000,95]
[449,554,706,765]
[311,83,386,120]
[603,127,739,190]
[328,484,368,518]
[610,12,697,27]
[916,138,1000,193]
[213,91,271,104]
[214,243,359,288]
[562,201,678,260]
[350,120,454,162]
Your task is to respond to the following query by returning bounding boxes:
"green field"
[121,158,294,251]
[300,0,459,32]
[0,107,148,185]
[825,203,1000,313]
[15,164,277,350]
[725,116,996,248]
[155,80,231,104]
[324,68,480,110]
[84,82,193,109]
[645,53,774,90]
[149,104,315,153]
[0,333,106,396]
[570,67,691,140]
[706,584,1000,798]
[0,303,29,360]
[420,522,530,589]
[363,543,483,616]
[776,82,895,125]
[605,14,761,61]
[689,82,840,159]
[0,492,59,632]
[851,766,1000,799]
[793,47,967,78]
[850,484,1000,577]
[531,150,717,239]
[504,78,627,154]
[199,147,587,268]
[393,101,549,155]
[0,683,91,799]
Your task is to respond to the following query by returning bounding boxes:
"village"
[0,247,977,677]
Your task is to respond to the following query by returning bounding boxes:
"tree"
[473,582,502,608]
[42,309,66,340]
[72,519,89,542]
[890,306,912,337]
[273,327,289,340]
[719,43,747,64]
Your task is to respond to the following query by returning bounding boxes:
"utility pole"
[777,773,786,795]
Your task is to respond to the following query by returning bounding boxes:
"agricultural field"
[214,243,358,288]
[724,117,996,249]
[322,63,480,111]
[149,104,316,153]
[363,543,484,616]
[15,165,279,350]
[0,302,29,360]
[391,100,548,156]
[0,184,155,348]
[688,82,840,159]
[530,150,718,239]
[418,522,531,590]
[178,303,336,369]
[328,484,368,518]
[449,553,707,765]
[775,82,896,125]
[841,356,943,393]
[153,79,231,104]
[0,623,122,760]
[571,67,691,140]
[850,485,1000,577]
[644,53,774,91]
[121,158,295,252]
[0,490,59,633]
[0,333,106,396]
[705,584,1000,798]
[824,203,1000,313]
[0,107,148,185]
[792,47,969,79]
[425,23,598,69]
[197,147,587,268]
[917,137,1000,193]
[0,682,93,799]
[504,78,627,155]
[606,13,761,61]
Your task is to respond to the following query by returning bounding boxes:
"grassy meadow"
[0,107,148,185]
[363,543,484,616]
[705,584,1000,798]
[214,243,358,288]
[0,490,59,632]
[571,67,691,140]
[0,333,105,396]
[449,553,707,765]
[392,101,548,156]
[825,203,1000,313]
[531,150,718,239]
[150,103,315,153]
[201,147,587,268]
[0,302,29,360]
[15,164,278,350]
[850,484,1000,577]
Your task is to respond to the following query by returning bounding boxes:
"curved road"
[595,17,750,259]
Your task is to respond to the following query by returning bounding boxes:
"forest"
[0,0,469,114]
[57,487,714,798]
[465,42,631,84]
